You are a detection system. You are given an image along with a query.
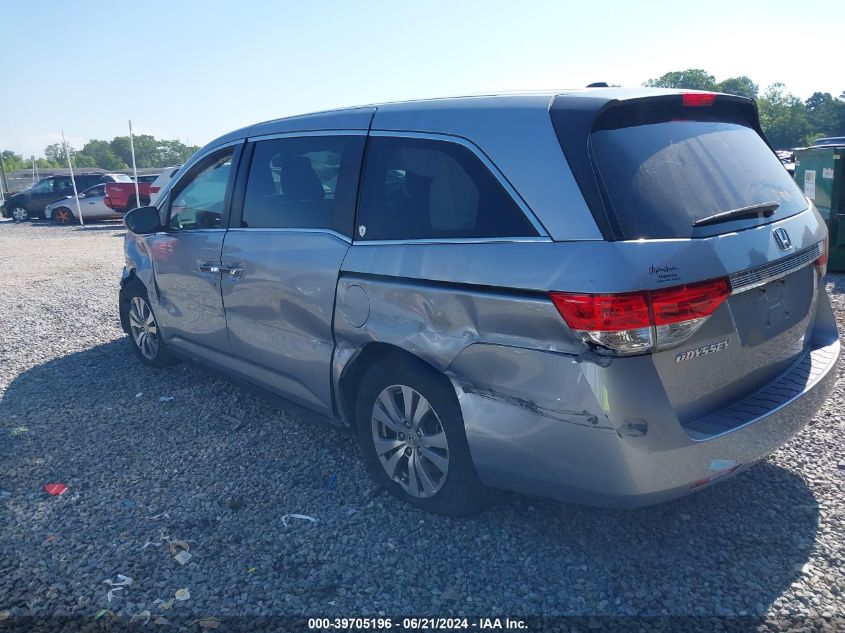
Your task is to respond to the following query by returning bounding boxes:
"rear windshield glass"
[591,120,807,239]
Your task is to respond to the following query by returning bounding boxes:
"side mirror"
[124,205,162,234]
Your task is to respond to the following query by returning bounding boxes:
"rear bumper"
[447,296,840,508]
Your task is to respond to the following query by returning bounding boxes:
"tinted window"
[85,185,106,197]
[55,178,75,193]
[75,175,99,189]
[591,120,807,239]
[169,150,234,230]
[357,136,537,240]
[241,135,364,234]
[30,179,55,194]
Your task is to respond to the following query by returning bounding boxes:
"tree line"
[3,71,844,175]
[1,135,200,174]
[645,69,845,148]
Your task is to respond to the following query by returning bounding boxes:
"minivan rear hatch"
[551,91,809,241]
[549,91,825,430]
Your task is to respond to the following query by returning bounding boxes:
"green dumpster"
[794,145,845,272]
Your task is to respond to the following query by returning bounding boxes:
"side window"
[357,136,538,241]
[87,185,105,197]
[31,179,55,194]
[56,178,74,193]
[241,135,364,235]
[168,150,234,231]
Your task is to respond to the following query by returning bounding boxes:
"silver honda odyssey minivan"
[120,88,840,515]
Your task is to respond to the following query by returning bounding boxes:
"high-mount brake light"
[682,93,717,107]
[550,278,731,356]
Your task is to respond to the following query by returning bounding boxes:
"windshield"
[591,120,807,239]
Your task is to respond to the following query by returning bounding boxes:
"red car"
[104,181,154,213]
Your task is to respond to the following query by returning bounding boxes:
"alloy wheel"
[128,296,160,360]
[11,207,28,222]
[371,385,449,498]
[54,208,73,224]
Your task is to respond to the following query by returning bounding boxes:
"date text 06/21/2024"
[307,617,528,630]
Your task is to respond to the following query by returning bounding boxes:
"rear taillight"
[682,92,716,107]
[814,236,829,276]
[150,186,160,193]
[550,277,731,356]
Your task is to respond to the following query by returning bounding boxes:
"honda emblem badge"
[773,228,792,251]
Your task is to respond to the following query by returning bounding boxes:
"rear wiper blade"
[693,202,780,228]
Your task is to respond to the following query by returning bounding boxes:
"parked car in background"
[776,150,796,175]
[148,166,180,203]
[2,173,131,221]
[104,181,153,214]
[133,174,160,184]
[46,183,122,224]
[812,136,845,147]
[119,89,839,515]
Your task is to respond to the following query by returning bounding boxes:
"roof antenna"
[586,82,609,88]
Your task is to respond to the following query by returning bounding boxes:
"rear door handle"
[219,263,244,278]
[199,262,243,277]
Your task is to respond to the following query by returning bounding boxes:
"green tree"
[73,154,97,168]
[644,69,717,90]
[1,150,26,173]
[44,143,66,163]
[110,134,161,168]
[77,139,126,170]
[757,83,811,148]
[110,135,198,168]
[715,76,759,99]
[157,139,200,165]
[35,157,61,169]
[805,92,845,141]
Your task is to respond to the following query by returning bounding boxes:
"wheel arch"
[118,269,145,333]
[52,206,73,221]
[336,342,447,428]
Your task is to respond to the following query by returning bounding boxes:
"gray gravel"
[1,219,844,629]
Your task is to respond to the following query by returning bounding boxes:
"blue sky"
[1,0,842,157]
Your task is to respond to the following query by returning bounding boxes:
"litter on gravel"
[43,483,67,496]
[174,550,193,565]
[103,574,133,602]
[281,513,318,528]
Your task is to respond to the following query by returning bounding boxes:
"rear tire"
[355,353,490,516]
[120,282,179,368]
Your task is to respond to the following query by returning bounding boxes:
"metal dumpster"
[794,145,845,272]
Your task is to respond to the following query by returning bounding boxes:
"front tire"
[120,283,178,367]
[10,206,28,222]
[52,207,74,225]
[355,354,489,516]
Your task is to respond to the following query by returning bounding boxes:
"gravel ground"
[1,219,844,631]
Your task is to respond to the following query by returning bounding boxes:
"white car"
[46,184,122,225]
[148,166,181,204]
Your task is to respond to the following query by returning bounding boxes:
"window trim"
[165,142,243,233]
[228,130,367,236]
[352,130,549,244]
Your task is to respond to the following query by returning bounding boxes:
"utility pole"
[62,131,84,227]
[0,154,8,194]
[129,120,140,209]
